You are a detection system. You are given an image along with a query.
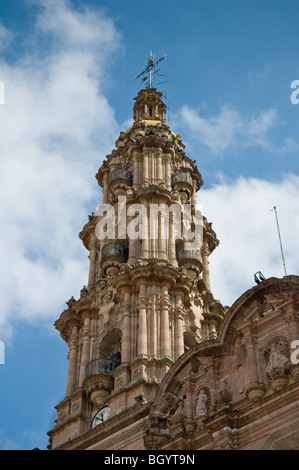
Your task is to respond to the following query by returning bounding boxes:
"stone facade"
[47,88,299,451]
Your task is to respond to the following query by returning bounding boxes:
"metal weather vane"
[134,51,167,88]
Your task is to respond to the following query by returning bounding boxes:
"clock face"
[91,406,110,428]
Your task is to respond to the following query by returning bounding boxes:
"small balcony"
[172,171,193,201]
[172,171,193,186]
[177,248,202,280]
[177,248,201,262]
[84,358,120,408]
[101,242,127,260]
[109,169,132,196]
[101,242,128,276]
[85,358,120,379]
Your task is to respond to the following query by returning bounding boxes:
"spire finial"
[134,51,167,89]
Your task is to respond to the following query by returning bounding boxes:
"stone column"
[175,294,184,359]
[88,234,97,290]
[150,208,155,259]
[143,150,149,184]
[150,287,157,359]
[159,208,167,260]
[66,325,79,397]
[165,155,172,191]
[121,293,131,363]
[157,148,163,184]
[128,214,137,265]
[102,172,109,204]
[168,212,177,266]
[137,284,148,358]
[185,379,196,434]
[242,333,265,404]
[244,334,260,384]
[133,152,139,189]
[141,208,149,259]
[78,315,90,387]
[201,241,210,290]
[131,294,137,360]
[161,286,171,358]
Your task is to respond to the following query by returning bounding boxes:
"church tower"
[48,87,225,450]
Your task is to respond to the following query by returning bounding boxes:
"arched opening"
[99,328,122,368]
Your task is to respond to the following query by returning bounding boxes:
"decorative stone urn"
[86,375,114,408]
[100,243,128,276]
[290,364,299,382]
[246,382,265,403]
[270,375,289,392]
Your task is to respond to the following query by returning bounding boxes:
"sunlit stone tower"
[48,87,225,450]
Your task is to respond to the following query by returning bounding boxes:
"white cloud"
[36,0,121,63]
[177,105,296,155]
[199,174,299,306]
[0,1,121,340]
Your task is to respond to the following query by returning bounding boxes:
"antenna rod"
[149,51,153,88]
[273,205,287,276]
[134,52,167,89]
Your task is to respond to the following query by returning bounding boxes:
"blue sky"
[0,0,299,449]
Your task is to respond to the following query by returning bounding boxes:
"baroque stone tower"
[48,87,225,450]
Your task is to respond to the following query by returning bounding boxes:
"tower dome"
[133,87,166,122]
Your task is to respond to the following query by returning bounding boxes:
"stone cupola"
[133,87,166,122]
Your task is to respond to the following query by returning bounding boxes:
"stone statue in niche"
[194,389,208,417]
[266,342,290,380]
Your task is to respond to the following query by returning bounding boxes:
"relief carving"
[168,397,186,426]
[266,342,290,380]
[149,392,179,420]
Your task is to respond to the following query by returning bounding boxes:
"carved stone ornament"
[266,342,290,380]
[66,296,76,308]
[80,285,88,297]
[168,398,186,426]
[149,392,179,419]
[95,284,115,309]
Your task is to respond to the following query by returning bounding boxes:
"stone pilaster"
[201,242,210,290]
[121,293,132,363]
[66,324,79,397]
[78,315,91,387]
[87,234,97,290]
[161,286,171,359]
[137,284,148,358]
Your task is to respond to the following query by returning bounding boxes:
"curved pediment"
[145,275,299,450]
[219,275,299,353]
